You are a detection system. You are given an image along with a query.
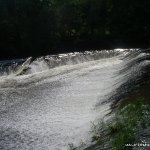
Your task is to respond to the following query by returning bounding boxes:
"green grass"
[91,98,150,150]
[68,98,150,150]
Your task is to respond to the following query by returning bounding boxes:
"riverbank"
[86,80,150,150]
[87,98,150,150]
[68,78,150,150]
[69,98,150,150]
[1,1,150,60]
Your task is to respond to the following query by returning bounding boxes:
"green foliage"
[91,98,150,150]
[1,0,150,58]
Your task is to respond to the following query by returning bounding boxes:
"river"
[0,49,149,150]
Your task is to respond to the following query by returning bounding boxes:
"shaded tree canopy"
[0,0,150,59]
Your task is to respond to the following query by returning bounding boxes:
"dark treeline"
[0,0,150,59]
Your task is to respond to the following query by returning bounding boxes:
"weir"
[0,49,149,150]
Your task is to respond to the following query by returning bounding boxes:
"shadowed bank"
[0,0,150,60]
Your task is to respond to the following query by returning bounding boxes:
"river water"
[0,49,149,150]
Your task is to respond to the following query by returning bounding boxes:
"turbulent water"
[0,49,150,150]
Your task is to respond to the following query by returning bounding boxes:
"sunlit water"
[0,49,149,150]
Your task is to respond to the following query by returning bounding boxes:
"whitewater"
[0,49,149,150]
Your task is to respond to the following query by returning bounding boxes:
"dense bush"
[0,0,150,59]
[90,99,150,150]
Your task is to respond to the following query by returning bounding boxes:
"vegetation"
[90,98,150,150]
[1,0,150,59]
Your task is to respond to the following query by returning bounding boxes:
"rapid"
[0,49,150,150]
